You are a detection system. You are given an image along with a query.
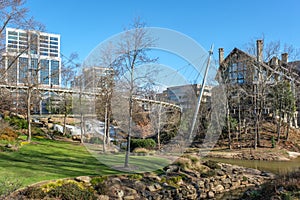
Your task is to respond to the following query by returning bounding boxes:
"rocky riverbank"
[9,157,276,200]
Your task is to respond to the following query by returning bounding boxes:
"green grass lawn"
[0,137,171,187]
[0,137,119,187]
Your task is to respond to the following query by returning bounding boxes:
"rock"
[215,185,225,193]
[216,169,225,176]
[223,178,231,184]
[241,181,249,185]
[261,171,276,179]
[116,189,124,198]
[231,181,240,190]
[200,192,207,199]
[134,180,146,191]
[123,195,135,200]
[154,183,162,190]
[198,180,205,188]
[111,177,122,185]
[245,168,261,175]
[147,185,157,192]
[98,195,110,200]
[75,176,91,183]
[124,187,137,195]
[207,191,215,198]
[164,165,179,173]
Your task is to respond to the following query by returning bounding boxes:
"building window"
[41,59,49,84]
[19,57,28,83]
[228,62,245,84]
[51,60,59,85]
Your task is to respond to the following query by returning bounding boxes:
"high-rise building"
[3,27,61,87]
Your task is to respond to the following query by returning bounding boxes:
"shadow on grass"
[0,137,121,186]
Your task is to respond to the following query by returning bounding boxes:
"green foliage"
[47,182,96,200]
[270,81,296,117]
[0,176,22,197]
[32,127,45,136]
[223,115,238,133]
[271,136,276,148]
[4,116,28,129]
[90,176,108,195]
[161,176,182,187]
[128,173,143,180]
[90,176,108,186]
[130,138,156,151]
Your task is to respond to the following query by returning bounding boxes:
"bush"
[130,138,156,151]
[5,116,28,129]
[133,147,149,153]
[47,182,96,200]
[0,127,19,141]
[22,186,46,199]
[128,174,143,180]
[90,176,108,195]
[173,157,192,170]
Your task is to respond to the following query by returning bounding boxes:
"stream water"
[204,156,300,199]
[205,156,300,175]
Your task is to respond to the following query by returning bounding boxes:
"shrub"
[173,157,192,170]
[90,176,108,195]
[47,182,96,200]
[182,154,200,164]
[160,176,182,187]
[128,174,143,180]
[133,147,149,153]
[5,116,28,129]
[130,138,156,151]
[22,186,46,199]
[0,127,19,141]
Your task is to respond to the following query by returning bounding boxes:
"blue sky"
[25,0,300,71]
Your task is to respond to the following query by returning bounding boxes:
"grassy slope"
[0,137,119,187]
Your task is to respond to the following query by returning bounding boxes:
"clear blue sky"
[25,0,300,64]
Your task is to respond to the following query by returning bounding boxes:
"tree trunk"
[125,65,134,168]
[62,93,67,136]
[277,116,281,143]
[26,88,32,142]
[103,101,107,153]
[227,107,232,149]
[157,103,162,150]
[285,114,291,141]
[124,96,133,168]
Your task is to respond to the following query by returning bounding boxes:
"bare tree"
[60,53,79,135]
[112,18,157,168]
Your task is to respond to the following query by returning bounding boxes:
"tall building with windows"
[3,27,61,87]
